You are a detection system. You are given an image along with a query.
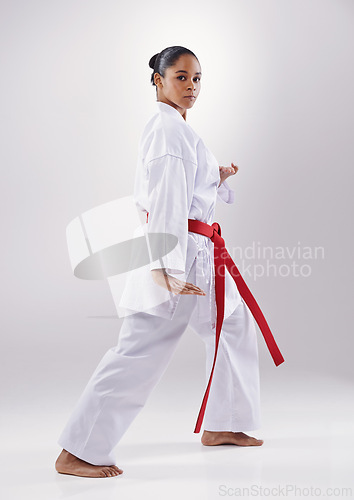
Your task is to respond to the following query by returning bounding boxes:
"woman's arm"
[146,153,206,296]
[146,153,195,275]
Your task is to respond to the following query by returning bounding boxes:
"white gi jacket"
[117,101,242,328]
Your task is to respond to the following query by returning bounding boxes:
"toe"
[104,467,114,477]
[109,467,121,476]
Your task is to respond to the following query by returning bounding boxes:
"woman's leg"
[56,266,198,469]
[189,299,263,445]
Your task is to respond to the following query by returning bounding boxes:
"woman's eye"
[177,76,201,82]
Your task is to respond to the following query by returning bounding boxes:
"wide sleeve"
[146,153,196,275]
[217,179,235,204]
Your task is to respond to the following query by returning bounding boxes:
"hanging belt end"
[194,423,201,434]
[274,354,285,366]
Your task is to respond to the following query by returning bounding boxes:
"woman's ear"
[154,72,163,88]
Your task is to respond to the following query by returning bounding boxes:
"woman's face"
[154,54,202,116]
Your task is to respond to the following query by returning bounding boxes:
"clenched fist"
[219,162,239,187]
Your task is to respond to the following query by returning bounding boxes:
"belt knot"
[211,222,224,247]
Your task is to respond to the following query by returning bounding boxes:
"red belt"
[146,213,284,433]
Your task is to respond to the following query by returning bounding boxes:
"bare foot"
[201,430,264,447]
[55,449,124,478]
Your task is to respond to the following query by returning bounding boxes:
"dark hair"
[148,46,199,87]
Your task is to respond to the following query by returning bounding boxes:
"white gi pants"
[57,259,261,466]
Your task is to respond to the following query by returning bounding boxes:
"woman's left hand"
[218,162,239,187]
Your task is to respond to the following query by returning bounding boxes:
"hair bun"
[148,53,160,69]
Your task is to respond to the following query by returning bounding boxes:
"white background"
[1,0,353,498]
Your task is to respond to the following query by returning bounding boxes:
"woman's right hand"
[151,269,206,296]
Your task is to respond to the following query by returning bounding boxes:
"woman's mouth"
[184,96,196,100]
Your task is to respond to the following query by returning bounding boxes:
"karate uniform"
[57,101,261,466]
[116,101,242,325]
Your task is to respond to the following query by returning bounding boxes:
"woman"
[55,46,265,479]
